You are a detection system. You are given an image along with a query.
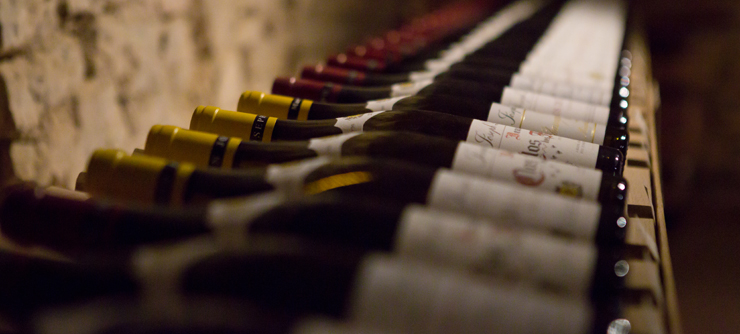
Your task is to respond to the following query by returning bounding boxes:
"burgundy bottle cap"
[301,65,367,86]
[347,42,405,63]
[327,54,386,72]
[271,77,342,103]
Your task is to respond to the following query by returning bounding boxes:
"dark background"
[639,0,740,333]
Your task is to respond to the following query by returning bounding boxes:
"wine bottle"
[144,126,623,176]
[301,64,614,107]
[0,232,626,334]
[272,77,623,130]
[0,249,139,321]
[0,182,210,254]
[81,150,627,242]
[238,90,629,134]
[203,103,628,153]
[0,184,625,295]
[271,76,627,131]
[180,251,623,334]
[32,296,355,334]
[81,149,273,207]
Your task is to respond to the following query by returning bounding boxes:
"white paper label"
[426,170,601,239]
[390,79,433,97]
[365,97,404,112]
[132,238,220,316]
[334,111,385,133]
[465,120,601,168]
[206,191,286,248]
[509,73,613,106]
[486,103,607,145]
[451,143,603,201]
[292,319,388,334]
[500,87,610,124]
[409,69,442,82]
[265,157,332,198]
[308,133,362,157]
[350,255,592,334]
[396,206,597,294]
[424,58,455,72]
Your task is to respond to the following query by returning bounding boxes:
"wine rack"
[619,31,681,334]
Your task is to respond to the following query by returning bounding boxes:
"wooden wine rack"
[620,31,681,334]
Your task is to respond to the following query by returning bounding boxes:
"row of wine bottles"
[0,0,635,333]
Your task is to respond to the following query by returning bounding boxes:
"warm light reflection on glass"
[621,58,632,69]
[617,217,627,228]
[620,76,630,86]
[608,319,632,334]
[619,66,631,77]
[614,260,629,277]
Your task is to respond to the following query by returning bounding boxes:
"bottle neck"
[182,168,274,205]
[303,101,374,120]
[232,140,318,168]
[270,118,342,140]
[0,184,209,254]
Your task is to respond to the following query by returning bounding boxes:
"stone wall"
[0,0,428,188]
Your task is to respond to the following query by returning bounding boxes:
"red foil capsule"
[272,77,343,103]
[301,65,367,86]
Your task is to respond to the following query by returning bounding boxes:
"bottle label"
[308,133,362,156]
[395,205,597,294]
[424,58,454,72]
[500,87,610,124]
[365,97,405,111]
[206,191,286,248]
[517,65,615,91]
[408,69,442,82]
[350,254,592,334]
[486,103,607,145]
[464,121,602,167]
[390,79,433,97]
[509,73,613,106]
[265,157,333,198]
[132,238,220,314]
[450,143,603,201]
[426,170,601,239]
[292,319,386,334]
[334,111,385,133]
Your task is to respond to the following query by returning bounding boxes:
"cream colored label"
[350,254,592,334]
[308,133,362,157]
[396,206,597,294]
[334,111,385,133]
[409,70,442,82]
[465,120,600,168]
[509,73,613,106]
[265,157,332,198]
[390,79,433,97]
[132,238,220,318]
[426,170,601,239]
[500,87,610,124]
[365,97,405,111]
[206,192,286,248]
[292,319,388,334]
[486,103,607,145]
[451,143,603,200]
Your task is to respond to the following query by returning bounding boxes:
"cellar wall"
[0,0,427,188]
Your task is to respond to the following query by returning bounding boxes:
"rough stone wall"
[0,0,427,188]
